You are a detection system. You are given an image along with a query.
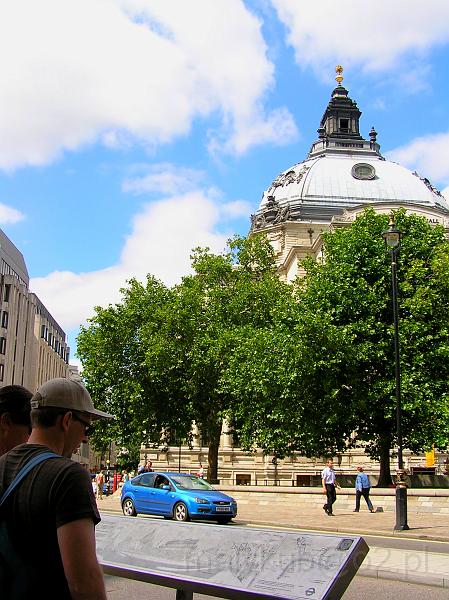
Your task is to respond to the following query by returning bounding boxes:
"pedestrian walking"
[354,466,375,513]
[321,458,340,516]
[96,470,104,500]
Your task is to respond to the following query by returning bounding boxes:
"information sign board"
[97,514,369,600]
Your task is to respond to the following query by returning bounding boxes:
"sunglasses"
[72,413,94,436]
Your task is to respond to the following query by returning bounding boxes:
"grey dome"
[256,154,448,223]
[251,83,449,230]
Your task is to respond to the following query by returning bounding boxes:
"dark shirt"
[0,443,100,598]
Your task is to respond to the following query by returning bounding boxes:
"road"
[104,575,449,599]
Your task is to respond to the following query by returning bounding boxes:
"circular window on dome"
[352,163,376,180]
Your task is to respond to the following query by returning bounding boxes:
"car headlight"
[194,497,209,504]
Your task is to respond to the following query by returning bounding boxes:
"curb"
[235,518,449,543]
[359,565,449,589]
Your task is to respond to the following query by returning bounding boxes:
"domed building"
[143,70,449,486]
[251,68,449,281]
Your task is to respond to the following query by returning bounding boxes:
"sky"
[0,0,448,367]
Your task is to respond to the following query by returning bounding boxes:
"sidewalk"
[98,491,449,589]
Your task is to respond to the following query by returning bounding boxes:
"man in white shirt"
[321,458,340,516]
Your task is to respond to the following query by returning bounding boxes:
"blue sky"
[0,1,448,366]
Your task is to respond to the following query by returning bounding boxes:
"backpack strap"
[0,451,59,508]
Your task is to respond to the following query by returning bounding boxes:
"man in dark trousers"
[0,377,113,599]
[321,458,340,516]
[354,466,375,513]
[0,385,32,457]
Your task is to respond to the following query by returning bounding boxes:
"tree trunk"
[207,421,223,483]
[377,432,393,487]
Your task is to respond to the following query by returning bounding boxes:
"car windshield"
[170,475,214,491]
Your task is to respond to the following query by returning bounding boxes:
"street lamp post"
[382,216,409,531]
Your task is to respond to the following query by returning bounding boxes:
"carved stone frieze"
[267,165,310,195]
[250,199,292,231]
[296,164,310,184]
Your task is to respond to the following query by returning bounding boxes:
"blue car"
[121,471,238,524]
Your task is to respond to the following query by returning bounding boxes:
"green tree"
[224,209,449,485]
[77,277,185,460]
[77,235,291,480]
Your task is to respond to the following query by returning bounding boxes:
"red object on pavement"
[113,472,117,493]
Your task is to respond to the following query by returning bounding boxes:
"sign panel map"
[97,514,369,599]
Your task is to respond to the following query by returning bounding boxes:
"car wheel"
[173,502,189,522]
[216,517,232,525]
[122,498,137,517]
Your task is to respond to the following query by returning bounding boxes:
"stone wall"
[216,485,449,515]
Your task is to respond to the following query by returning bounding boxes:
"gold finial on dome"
[335,65,344,85]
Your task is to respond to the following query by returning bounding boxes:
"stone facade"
[0,228,70,391]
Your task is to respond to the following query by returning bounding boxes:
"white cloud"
[0,0,296,170]
[387,132,449,184]
[123,163,206,195]
[30,191,229,331]
[220,200,252,220]
[213,106,298,156]
[0,204,25,224]
[271,1,449,74]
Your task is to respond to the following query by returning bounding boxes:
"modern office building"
[0,228,70,391]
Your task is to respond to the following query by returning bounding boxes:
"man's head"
[357,466,364,472]
[30,378,113,457]
[0,385,32,455]
[326,458,334,468]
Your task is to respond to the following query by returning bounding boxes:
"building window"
[352,162,376,180]
[0,363,4,382]
[41,324,46,338]
[236,474,251,486]
[3,284,10,302]
[0,337,5,355]
[1,311,8,329]
[339,118,349,133]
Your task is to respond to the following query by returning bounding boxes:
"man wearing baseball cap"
[0,377,113,599]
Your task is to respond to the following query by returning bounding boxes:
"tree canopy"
[77,235,292,479]
[78,210,449,485]
[223,209,449,484]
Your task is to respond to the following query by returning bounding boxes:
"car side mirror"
[162,485,171,491]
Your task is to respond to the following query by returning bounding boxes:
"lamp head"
[382,215,402,249]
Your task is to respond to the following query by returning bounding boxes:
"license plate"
[216,506,231,512]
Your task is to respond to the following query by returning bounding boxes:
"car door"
[148,475,176,515]
[132,473,156,513]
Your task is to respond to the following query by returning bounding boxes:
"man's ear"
[60,411,72,432]
[0,412,11,430]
